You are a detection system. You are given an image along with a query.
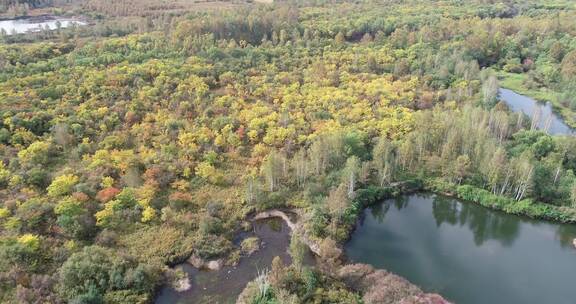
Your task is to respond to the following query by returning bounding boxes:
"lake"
[345,193,576,304]
[499,88,574,135]
[0,16,85,35]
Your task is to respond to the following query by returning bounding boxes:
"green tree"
[18,141,52,166]
[47,174,79,197]
[342,156,360,197]
[335,32,345,45]
[326,183,349,220]
[58,246,160,302]
[571,182,576,208]
[55,196,95,240]
[482,75,499,107]
[289,233,306,273]
[261,151,283,192]
[373,138,397,186]
[561,50,576,82]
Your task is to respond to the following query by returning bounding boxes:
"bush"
[427,180,576,223]
[47,174,79,197]
[0,235,43,272]
[354,186,395,208]
[168,192,195,210]
[308,207,329,238]
[103,290,149,304]
[96,187,121,203]
[120,226,195,265]
[58,246,162,302]
[26,167,49,188]
[240,237,260,255]
[193,234,232,259]
[198,215,224,235]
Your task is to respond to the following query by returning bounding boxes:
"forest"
[1,0,576,303]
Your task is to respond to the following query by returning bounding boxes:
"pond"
[0,16,85,35]
[345,193,576,304]
[499,88,574,136]
[155,218,314,304]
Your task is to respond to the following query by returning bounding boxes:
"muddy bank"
[252,209,321,255]
[155,218,315,304]
[251,208,451,304]
[338,264,451,304]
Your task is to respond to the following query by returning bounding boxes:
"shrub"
[120,226,194,265]
[240,237,260,255]
[0,235,43,272]
[439,180,576,223]
[168,192,194,210]
[58,246,162,302]
[18,141,53,166]
[96,187,121,203]
[193,234,232,259]
[47,174,80,197]
[103,290,149,304]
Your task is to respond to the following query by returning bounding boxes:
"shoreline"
[423,179,576,224]
[0,14,87,26]
[156,179,576,302]
[247,206,452,304]
[497,71,576,129]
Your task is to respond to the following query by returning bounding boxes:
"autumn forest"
[1,0,576,303]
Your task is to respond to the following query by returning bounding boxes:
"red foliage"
[72,192,90,202]
[96,187,121,203]
[169,191,194,204]
[168,191,195,210]
[236,125,246,140]
[143,167,162,182]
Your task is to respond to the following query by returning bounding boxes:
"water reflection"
[446,195,519,246]
[369,201,390,223]
[432,195,459,226]
[0,17,85,35]
[393,195,410,210]
[345,193,576,304]
[499,88,574,135]
[556,224,576,248]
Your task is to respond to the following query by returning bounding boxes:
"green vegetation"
[238,243,361,304]
[498,71,576,127]
[0,0,52,16]
[426,178,576,223]
[1,0,576,303]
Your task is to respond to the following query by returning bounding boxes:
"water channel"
[499,88,573,135]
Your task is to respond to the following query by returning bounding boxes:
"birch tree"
[292,148,309,188]
[482,75,499,107]
[372,137,397,186]
[512,152,534,201]
[261,150,283,192]
[342,156,360,198]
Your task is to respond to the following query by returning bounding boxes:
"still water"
[0,16,85,35]
[345,193,576,304]
[499,88,574,135]
[155,218,313,304]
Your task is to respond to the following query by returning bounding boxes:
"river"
[499,88,574,135]
[345,193,576,304]
[0,16,85,35]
